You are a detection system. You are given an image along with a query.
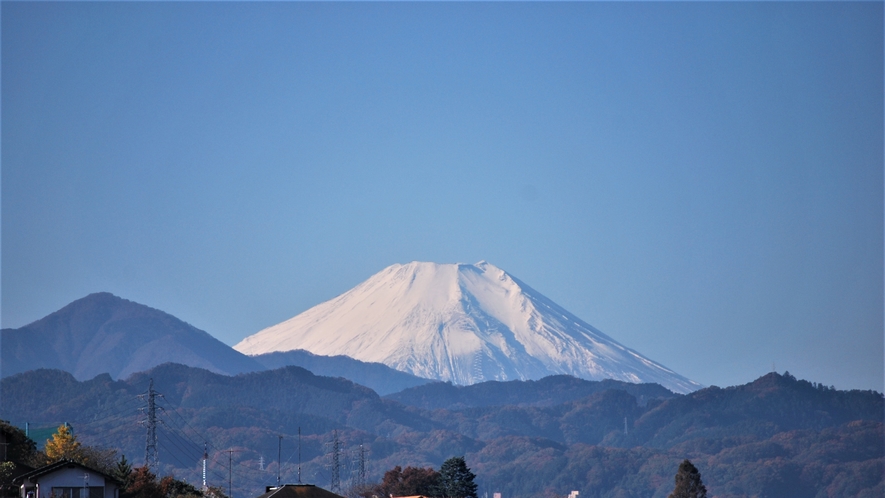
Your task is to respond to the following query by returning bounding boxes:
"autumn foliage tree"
[373,465,440,497]
[124,467,163,498]
[160,475,203,498]
[44,424,83,462]
[41,424,117,473]
[120,466,205,498]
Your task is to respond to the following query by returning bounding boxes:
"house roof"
[255,484,346,498]
[13,459,121,486]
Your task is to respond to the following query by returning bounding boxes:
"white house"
[15,460,121,498]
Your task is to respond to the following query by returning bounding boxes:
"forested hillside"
[1,367,881,498]
[251,349,434,395]
[385,375,676,410]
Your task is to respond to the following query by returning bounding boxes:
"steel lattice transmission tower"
[329,430,341,493]
[138,378,162,471]
[354,442,367,490]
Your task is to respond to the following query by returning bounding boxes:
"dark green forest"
[1,366,881,498]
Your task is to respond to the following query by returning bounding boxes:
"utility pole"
[138,378,161,471]
[277,436,283,488]
[225,448,245,498]
[297,427,302,484]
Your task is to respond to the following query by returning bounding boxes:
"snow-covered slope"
[235,261,702,393]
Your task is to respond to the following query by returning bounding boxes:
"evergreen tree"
[434,457,477,498]
[0,462,16,498]
[668,459,707,498]
[114,455,133,491]
[0,420,39,466]
[44,424,83,463]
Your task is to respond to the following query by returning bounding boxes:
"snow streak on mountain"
[235,261,702,393]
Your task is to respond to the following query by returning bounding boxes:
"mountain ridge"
[1,367,880,498]
[1,292,440,395]
[385,374,677,410]
[0,292,264,380]
[251,349,434,395]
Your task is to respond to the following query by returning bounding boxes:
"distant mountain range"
[1,365,880,498]
[0,292,433,395]
[0,292,263,380]
[386,374,677,410]
[3,259,704,396]
[2,278,880,496]
[235,261,702,393]
[252,349,432,395]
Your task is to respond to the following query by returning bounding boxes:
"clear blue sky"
[3,2,882,392]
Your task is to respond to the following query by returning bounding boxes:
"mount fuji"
[235,261,702,394]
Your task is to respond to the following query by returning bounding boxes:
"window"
[50,487,102,498]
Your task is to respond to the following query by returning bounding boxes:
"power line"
[132,386,274,497]
[157,424,204,465]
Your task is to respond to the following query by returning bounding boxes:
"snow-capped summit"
[234,261,702,393]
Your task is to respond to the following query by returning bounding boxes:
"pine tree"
[44,424,83,463]
[114,455,133,492]
[434,457,477,498]
[668,459,707,498]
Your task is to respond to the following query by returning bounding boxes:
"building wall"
[22,465,117,498]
